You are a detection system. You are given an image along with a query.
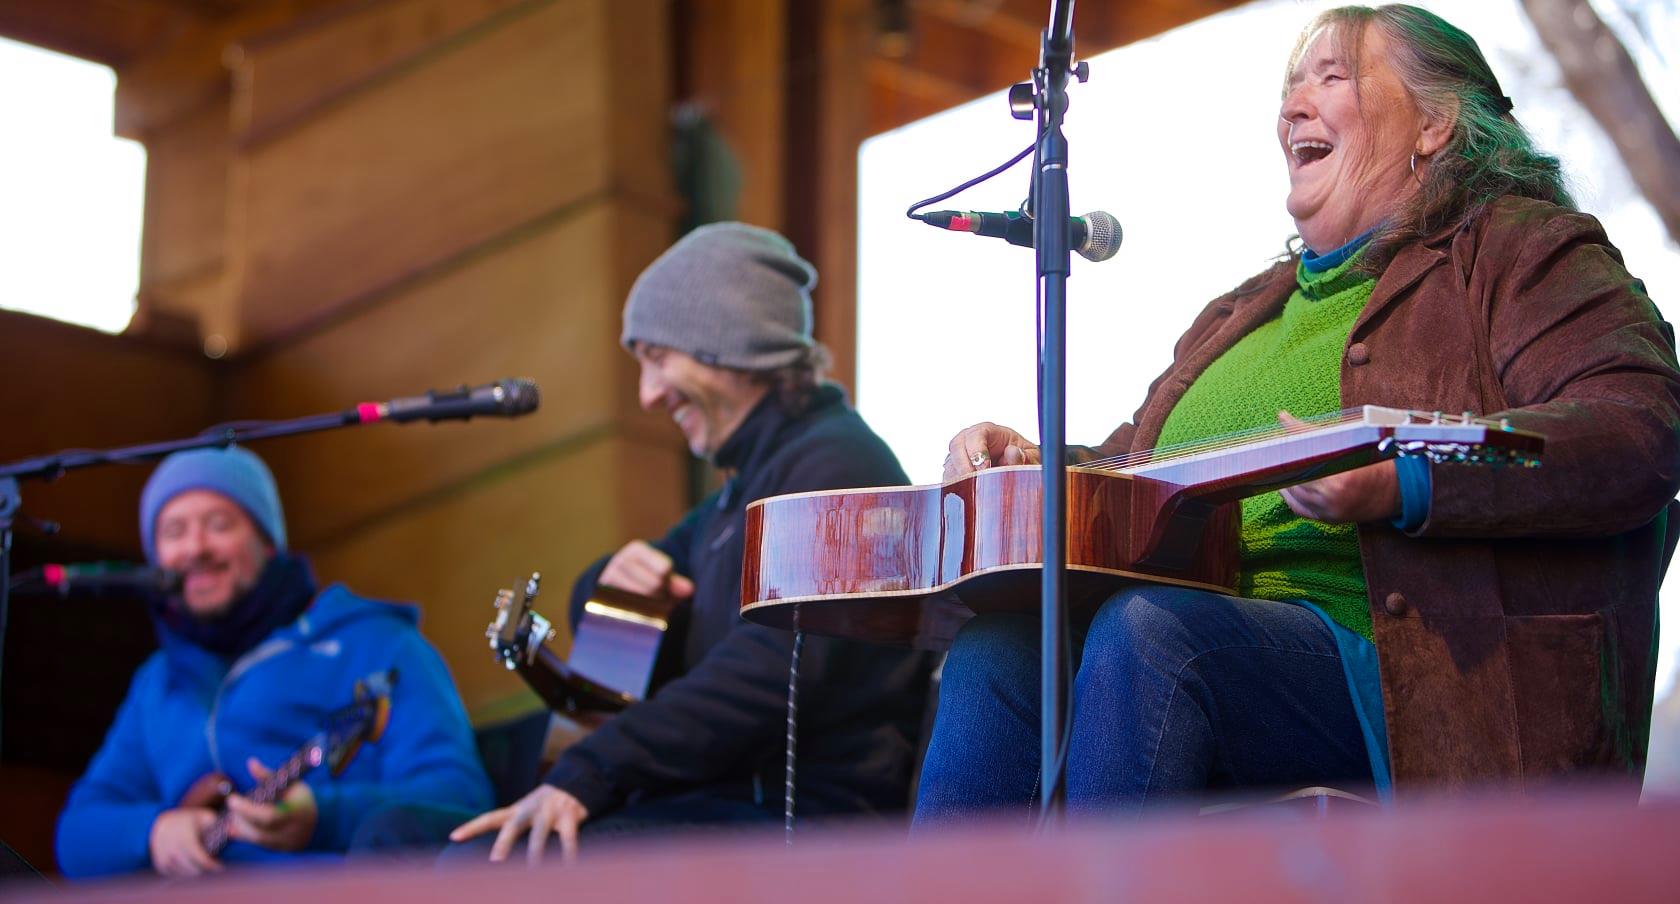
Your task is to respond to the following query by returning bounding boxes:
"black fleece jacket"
[544,385,936,819]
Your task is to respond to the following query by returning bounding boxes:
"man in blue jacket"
[448,223,935,863]
[55,447,491,878]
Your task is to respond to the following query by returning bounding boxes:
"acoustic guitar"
[484,573,686,713]
[740,406,1543,649]
[178,669,396,855]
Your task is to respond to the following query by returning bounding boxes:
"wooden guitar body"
[741,466,1238,649]
[178,772,235,811]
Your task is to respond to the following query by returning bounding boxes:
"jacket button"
[1383,592,1408,616]
[1347,343,1371,366]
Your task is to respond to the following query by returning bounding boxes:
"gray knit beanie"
[621,222,817,370]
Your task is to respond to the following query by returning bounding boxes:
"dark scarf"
[711,383,844,508]
[149,553,318,659]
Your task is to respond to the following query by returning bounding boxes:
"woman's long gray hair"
[1287,4,1573,269]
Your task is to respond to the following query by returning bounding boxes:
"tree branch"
[1521,0,1680,243]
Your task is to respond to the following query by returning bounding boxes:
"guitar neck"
[199,739,324,855]
[1119,421,1395,504]
[249,742,321,804]
[1111,409,1540,505]
[516,645,636,713]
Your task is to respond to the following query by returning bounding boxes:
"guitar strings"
[1077,407,1365,472]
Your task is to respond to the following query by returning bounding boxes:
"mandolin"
[178,669,396,855]
[740,406,1543,649]
[484,573,686,713]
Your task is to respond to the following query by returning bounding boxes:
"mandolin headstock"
[322,668,398,776]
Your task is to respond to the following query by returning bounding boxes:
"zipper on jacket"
[203,636,297,777]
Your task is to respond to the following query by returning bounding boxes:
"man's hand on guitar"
[225,757,318,852]
[1276,411,1402,524]
[149,807,221,877]
[450,783,589,866]
[600,540,695,599]
[945,422,1041,481]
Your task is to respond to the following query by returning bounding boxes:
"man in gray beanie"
[452,223,936,862]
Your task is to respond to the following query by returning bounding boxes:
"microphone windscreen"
[496,379,540,415]
[1079,211,1122,262]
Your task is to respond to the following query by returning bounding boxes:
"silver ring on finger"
[970,451,989,468]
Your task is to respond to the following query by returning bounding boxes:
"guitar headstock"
[486,572,555,671]
[1361,406,1544,468]
[321,668,398,776]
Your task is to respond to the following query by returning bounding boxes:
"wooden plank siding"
[220,202,674,554]
[225,0,666,351]
[0,312,219,555]
[207,0,683,715]
[228,0,531,146]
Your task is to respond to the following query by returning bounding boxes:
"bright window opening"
[0,37,145,334]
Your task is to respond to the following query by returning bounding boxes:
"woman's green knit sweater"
[1154,251,1377,640]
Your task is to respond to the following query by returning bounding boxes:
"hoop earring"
[1410,152,1424,183]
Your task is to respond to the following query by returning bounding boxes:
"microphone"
[919,209,1122,262]
[352,379,541,425]
[9,562,181,598]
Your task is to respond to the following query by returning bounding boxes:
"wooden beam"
[900,7,1035,97]
[114,0,349,139]
[0,0,182,67]
[867,56,975,111]
[811,0,873,395]
[678,0,789,232]
[227,0,530,145]
[1522,0,1680,242]
[224,0,672,351]
[913,0,1039,51]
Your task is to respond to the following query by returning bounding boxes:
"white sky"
[856,0,1680,691]
[0,36,145,334]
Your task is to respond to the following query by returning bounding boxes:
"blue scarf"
[148,553,317,659]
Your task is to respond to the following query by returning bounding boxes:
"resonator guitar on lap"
[739,406,1543,649]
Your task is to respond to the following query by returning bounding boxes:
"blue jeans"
[913,585,1373,825]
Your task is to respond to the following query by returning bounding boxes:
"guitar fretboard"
[200,739,328,854]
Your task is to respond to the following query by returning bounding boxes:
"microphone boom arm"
[0,377,539,762]
[0,379,540,484]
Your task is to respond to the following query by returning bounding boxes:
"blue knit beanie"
[139,447,288,564]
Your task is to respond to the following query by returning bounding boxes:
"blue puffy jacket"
[55,584,491,878]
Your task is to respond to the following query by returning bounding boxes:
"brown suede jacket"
[1078,196,1680,792]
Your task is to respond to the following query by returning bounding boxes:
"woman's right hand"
[944,423,1040,481]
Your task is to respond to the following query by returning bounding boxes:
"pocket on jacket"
[1503,612,1615,776]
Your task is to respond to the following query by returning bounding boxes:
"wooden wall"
[0,311,220,869]
[120,0,688,722]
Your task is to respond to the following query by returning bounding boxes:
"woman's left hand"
[1276,411,1401,524]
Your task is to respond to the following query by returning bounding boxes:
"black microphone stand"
[0,477,16,763]
[1012,0,1085,819]
[0,405,382,761]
